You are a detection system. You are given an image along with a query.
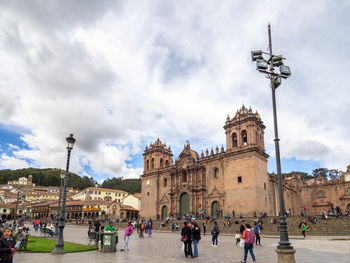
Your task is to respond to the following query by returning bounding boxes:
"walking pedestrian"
[148,219,153,238]
[241,224,256,263]
[301,222,307,239]
[192,221,201,258]
[211,221,220,247]
[254,222,261,245]
[181,222,193,258]
[121,221,133,251]
[202,221,206,236]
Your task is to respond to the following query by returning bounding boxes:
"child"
[235,231,241,245]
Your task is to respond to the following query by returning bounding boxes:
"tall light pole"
[251,24,296,263]
[53,172,65,237]
[52,134,76,254]
[13,191,21,231]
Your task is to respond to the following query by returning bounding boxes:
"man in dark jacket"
[0,228,17,263]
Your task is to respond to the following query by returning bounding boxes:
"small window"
[214,168,219,179]
[318,191,324,198]
[151,158,155,169]
[166,160,169,167]
[264,183,266,190]
[146,159,150,170]
[164,178,167,187]
[147,192,150,196]
[237,176,242,183]
[160,158,164,168]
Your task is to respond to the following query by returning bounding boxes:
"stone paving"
[15,225,350,263]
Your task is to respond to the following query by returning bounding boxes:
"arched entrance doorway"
[211,201,220,218]
[161,205,167,220]
[180,192,190,217]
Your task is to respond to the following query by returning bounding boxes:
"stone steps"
[152,216,350,236]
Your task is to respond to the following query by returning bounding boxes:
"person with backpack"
[254,222,261,246]
[139,220,145,238]
[241,224,256,263]
[211,221,220,247]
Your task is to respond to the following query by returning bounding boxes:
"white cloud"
[0,0,349,178]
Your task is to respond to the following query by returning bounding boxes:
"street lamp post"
[13,191,21,231]
[251,24,295,263]
[53,172,65,237]
[52,134,76,254]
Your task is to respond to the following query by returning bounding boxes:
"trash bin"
[102,231,117,252]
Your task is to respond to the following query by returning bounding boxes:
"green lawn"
[26,236,96,253]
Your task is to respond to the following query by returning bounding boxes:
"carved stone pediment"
[159,193,170,204]
[207,186,224,198]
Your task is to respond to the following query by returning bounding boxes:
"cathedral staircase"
[152,216,350,236]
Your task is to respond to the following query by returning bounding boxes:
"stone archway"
[211,201,220,218]
[180,192,190,217]
[161,205,168,220]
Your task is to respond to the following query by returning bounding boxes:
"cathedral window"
[164,178,167,187]
[182,172,187,183]
[242,130,248,145]
[214,168,219,179]
[151,158,155,169]
[166,160,169,167]
[160,158,164,168]
[264,183,266,190]
[318,191,324,198]
[232,133,238,147]
[146,160,150,170]
[237,176,242,183]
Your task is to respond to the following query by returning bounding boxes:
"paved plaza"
[15,225,350,263]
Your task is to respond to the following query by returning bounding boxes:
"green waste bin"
[102,231,117,252]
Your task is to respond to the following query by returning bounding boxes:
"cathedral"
[140,106,274,218]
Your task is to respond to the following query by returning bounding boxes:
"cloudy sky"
[0,0,349,182]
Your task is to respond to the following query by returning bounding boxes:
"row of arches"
[146,158,170,170]
[231,130,263,148]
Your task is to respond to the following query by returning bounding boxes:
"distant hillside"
[0,168,97,190]
[101,177,141,194]
[0,168,141,193]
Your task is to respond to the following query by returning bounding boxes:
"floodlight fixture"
[280,65,291,76]
[271,55,283,67]
[251,50,263,61]
[256,59,268,70]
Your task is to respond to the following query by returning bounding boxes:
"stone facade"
[140,105,350,219]
[271,166,350,216]
[141,106,273,219]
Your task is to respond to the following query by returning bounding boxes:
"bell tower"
[224,105,265,152]
[143,138,173,174]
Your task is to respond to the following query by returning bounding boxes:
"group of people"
[32,219,55,236]
[135,219,153,238]
[180,219,257,263]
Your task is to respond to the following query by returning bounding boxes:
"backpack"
[140,223,145,231]
[246,230,255,244]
